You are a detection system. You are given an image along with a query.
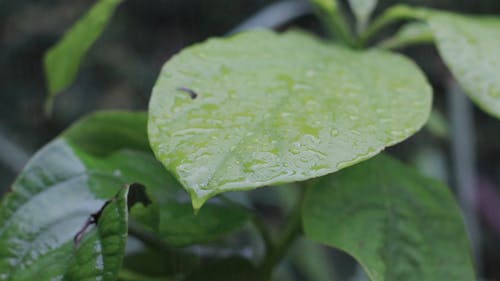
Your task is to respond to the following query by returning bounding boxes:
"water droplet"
[293,84,309,91]
[390,130,402,137]
[220,65,230,75]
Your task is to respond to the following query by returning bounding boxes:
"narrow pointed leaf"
[302,155,476,281]
[148,30,432,209]
[43,0,123,113]
[377,21,433,50]
[348,0,378,31]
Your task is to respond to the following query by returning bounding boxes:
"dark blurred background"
[1,0,500,280]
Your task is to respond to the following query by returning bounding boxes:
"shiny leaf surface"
[64,112,250,247]
[302,155,476,281]
[422,11,500,118]
[372,5,500,118]
[148,30,432,209]
[0,111,249,280]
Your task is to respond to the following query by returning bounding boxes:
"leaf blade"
[148,30,432,209]
[0,111,250,280]
[43,0,123,113]
[423,12,500,118]
[302,154,476,281]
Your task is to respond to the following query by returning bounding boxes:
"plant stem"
[253,215,274,253]
[310,0,355,47]
[359,4,417,47]
[128,220,197,267]
[258,187,306,280]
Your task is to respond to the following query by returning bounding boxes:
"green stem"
[258,186,306,280]
[310,0,356,47]
[360,4,418,47]
[253,216,274,253]
[128,220,197,267]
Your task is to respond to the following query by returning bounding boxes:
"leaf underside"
[302,155,476,281]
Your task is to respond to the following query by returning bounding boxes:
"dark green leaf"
[302,154,476,281]
[43,0,123,113]
[0,111,249,280]
[0,152,145,281]
[184,257,258,281]
[65,111,250,246]
[148,30,432,209]
[66,184,147,280]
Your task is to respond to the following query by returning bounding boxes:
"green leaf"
[184,257,258,281]
[369,5,500,118]
[66,112,250,246]
[310,0,354,45]
[348,0,378,32]
[148,30,432,209]
[302,154,476,281]
[419,10,500,119]
[377,21,434,50]
[0,144,146,281]
[43,0,123,113]
[0,111,249,280]
[66,184,149,280]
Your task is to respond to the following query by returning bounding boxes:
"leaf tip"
[189,191,210,214]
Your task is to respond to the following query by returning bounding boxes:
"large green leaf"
[302,154,476,281]
[0,111,249,280]
[148,30,432,209]
[43,0,123,113]
[369,5,500,118]
[64,112,250,247]
[0,142,146,281]
[421,11,500,119]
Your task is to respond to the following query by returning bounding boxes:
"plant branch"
[360,4,418,47]
[128,219,197,266]
[310,0,355,47]
[253,215,274,253]
[258,185,306,280]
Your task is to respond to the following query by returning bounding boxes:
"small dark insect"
[73,199,112,246]
[177,87,198,99]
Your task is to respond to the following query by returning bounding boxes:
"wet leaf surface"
[149,30,432,209]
